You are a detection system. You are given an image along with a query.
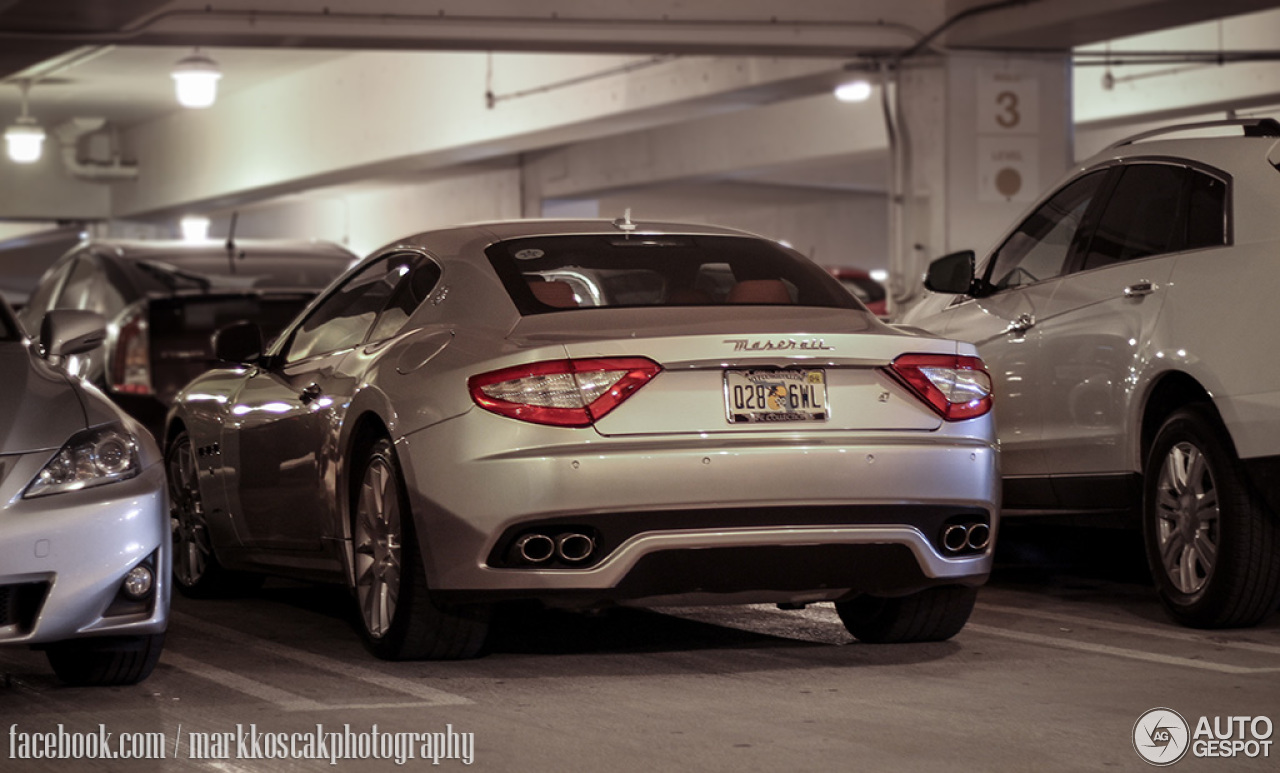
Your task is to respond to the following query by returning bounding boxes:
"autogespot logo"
[1134,708,1190,766]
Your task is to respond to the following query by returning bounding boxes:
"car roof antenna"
[612,207,637,234]
[225,211,239,274]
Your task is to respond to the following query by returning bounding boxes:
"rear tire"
[1143,405,1280,628]
[351,438,489,660]
[45,633,165,686]
[835,586,978,643]
[167,430,262,598]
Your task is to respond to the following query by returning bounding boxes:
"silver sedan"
[1,305,169,684]
[166,219,999,659]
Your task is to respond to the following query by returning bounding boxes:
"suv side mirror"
[213,321,264,364]
[924,250,978,295]
[40,310,107,358]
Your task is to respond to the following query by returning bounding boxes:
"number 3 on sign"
[995,90,1020,129]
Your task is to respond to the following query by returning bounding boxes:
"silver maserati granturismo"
[165,218,999,659]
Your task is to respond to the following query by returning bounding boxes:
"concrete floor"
[2,524,1278,772]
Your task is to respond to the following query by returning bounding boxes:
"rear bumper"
[398,410,999,605]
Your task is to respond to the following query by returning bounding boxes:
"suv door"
[1034,163,1225,502]
[923,171,1109,502]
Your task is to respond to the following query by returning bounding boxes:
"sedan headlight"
[23,424,141,499]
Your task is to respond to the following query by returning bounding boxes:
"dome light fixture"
[5,81,46,164]
[172,49,222,109]
[834,80,873,103]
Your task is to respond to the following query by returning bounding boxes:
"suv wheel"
[1143,406,1280,627]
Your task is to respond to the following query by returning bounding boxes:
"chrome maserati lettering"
[723,338,834,352]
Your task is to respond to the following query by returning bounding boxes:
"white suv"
[903,118,1280,628]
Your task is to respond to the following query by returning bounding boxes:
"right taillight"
[110,304,152,395]
[888,353,992,421]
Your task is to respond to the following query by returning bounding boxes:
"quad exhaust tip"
[512,531,597,565]
[941,521,991,554]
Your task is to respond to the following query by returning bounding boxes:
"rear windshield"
[124,253,353,293]
[486,235,862,314]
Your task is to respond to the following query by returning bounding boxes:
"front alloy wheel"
[168,432,214,590]
[166,430,259,598]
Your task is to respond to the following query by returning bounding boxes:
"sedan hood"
[0,345,88,454]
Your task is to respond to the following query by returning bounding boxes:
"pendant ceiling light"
[5,81,46,164]
[172,49,222,109]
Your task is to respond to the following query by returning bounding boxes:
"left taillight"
[109,304,152,395]
[468,357,662,427]
[887,353,992,421]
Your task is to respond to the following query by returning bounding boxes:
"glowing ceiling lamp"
[172,49,222,109]
[834,80,873,103]
[180,215,211,242]
[5,81,46,164]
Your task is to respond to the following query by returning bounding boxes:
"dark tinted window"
[486,235,860,314]
[284,253,424,362]
[986,171,1107,291]
[1082,164,1186,270]
[1184,170,1227,250]
[368,256,441,342]
[0,298,18,341]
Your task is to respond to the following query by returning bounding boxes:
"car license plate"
[724,369,828,423]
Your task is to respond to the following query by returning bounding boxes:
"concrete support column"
[887,52,1072,314]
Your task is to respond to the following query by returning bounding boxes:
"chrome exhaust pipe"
[966,523,991,551]
[515,533,555,564]
[941,524,970,553]
[556,533,595,563]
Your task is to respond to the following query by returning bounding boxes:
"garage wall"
[199,162,523,257]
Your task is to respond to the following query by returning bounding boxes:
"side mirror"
[40,310,107,358]
[924,250,978,295]
[213,321,264,364]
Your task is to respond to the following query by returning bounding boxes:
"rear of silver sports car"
[399,308,998,610]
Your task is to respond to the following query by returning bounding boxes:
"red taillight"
[888,353,992,421]
[110,306,152,396]
[468,357,661,427]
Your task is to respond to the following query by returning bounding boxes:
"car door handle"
[299,383,322,404]
[1007,312,1035,334]
[1124,281,1156,298]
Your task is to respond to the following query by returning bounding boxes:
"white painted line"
[965,623,1280,674]
[160,651,326,711]
[977,603,1280,656]
[170,611,472,708]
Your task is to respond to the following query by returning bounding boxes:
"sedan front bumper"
[0,455,169,645]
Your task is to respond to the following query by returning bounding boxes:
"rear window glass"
[125,254,353,293]
[486,235,861,314]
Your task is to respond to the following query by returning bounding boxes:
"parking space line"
[161,651,327,711]
[965,623,1280,674]
[977,602,1280,656]
[170,611,472,708]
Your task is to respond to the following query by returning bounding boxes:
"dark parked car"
[17,238,356,436]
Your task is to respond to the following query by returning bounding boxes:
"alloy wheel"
[1153,440,1220,595]
[168,437,213,588]
[353,454,402,639]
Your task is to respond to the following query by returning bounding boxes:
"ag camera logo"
[1133,708,1189,766]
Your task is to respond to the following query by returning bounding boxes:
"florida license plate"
[724,369,828,423]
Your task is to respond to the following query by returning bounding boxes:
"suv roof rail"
[1108,117,1280,149]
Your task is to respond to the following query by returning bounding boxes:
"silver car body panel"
[169,219,999,606]
[905,135,1280,478]
[0,342,169,646]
